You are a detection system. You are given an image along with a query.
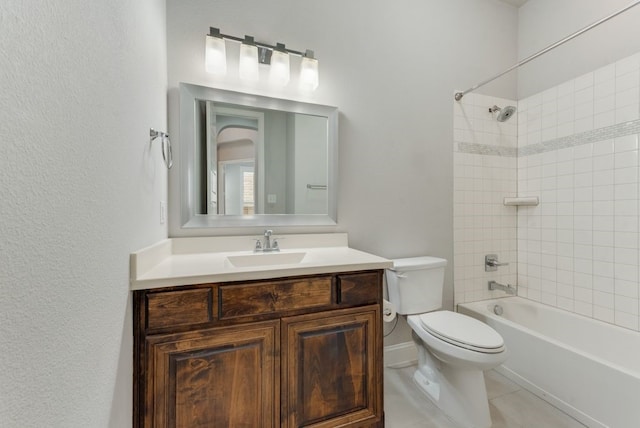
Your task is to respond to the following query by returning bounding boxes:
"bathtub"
[458,297,640,428]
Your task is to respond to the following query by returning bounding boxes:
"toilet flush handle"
[395,272,408,278]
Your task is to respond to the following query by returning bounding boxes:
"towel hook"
[150,128,173,169]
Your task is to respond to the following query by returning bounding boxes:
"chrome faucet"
[488,281,517,295]
[254,229,280,252]
[485,254,509,272]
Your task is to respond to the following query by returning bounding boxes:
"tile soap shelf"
[503,196,539,206]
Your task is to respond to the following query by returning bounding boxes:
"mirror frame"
[177,83,338,229]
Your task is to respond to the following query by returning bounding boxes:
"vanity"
[131,233,392,427]
[134,83,391,426]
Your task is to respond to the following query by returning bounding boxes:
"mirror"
[178,83,338,228]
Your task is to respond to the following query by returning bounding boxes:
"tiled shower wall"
[517,53,640,331]
[454,53,640,332]
[453,93,518,305]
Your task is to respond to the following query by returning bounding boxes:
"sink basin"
[226,252,307,268]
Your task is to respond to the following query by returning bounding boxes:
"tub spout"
[488,280,517,295]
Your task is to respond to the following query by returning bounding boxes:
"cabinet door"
[145,321,279,428]
[282,306,382,428]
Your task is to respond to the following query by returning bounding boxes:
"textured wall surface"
[0,1,167,426]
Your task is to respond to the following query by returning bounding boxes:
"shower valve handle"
[485,254,508,272]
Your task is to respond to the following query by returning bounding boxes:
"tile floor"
[384,364,587,427]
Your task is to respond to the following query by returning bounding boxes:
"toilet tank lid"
[390,256,447,271]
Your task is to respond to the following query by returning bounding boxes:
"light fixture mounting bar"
[209,27,307,57]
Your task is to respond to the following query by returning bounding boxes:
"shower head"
[489,105,517,122]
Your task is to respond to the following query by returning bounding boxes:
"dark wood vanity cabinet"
[282,308,380,428]
[133,271,384,428]
[144,321,279,427]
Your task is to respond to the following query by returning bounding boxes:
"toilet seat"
[418,311,505,354]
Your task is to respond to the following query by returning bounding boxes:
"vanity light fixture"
[205,27,227,75]
[299,50,319,91]
[269,43,290,87]
[238,36,259,82]
[205,27,319,90]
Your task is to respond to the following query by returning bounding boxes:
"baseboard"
[384,342,417,368]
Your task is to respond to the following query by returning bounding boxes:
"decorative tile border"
[519,119,640,156]
[457,119,640,157]
[456,142,517,157]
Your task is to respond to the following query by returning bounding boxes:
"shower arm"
[454,0,640,101]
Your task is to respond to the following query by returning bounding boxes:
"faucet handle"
[254,239,263,250]
[485,254,509,271]
[272,239,279,250]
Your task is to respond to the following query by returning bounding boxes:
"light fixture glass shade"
[205,35,227,75]
[269,49,290,86]
[239,43,259,82]
[300,55,319,91]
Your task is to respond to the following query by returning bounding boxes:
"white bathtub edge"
[384,341,417,368]
[495,365,607,428]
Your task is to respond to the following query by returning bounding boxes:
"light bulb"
[269,44,290,87]
[205,34,227,75]
[239,37,259,82]
[300,50,319,91]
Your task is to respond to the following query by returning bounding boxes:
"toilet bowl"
[386,257,508,428]
[409,310,506,369]
[407,310,508,428]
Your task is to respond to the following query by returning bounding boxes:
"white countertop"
[130,233,392,290]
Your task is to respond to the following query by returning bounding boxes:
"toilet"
[386,256,508,428]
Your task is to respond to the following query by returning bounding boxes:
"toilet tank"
[385,256,448,315]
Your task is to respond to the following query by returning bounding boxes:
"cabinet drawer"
[338,272,380,305]
[146,288,213,329]
[220,277,333,319]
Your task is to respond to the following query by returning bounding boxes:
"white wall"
[293,114,328,214]
[264,111,289,214]
[0,1,167,427]
[166,0,518,344]
[518,0,640,98]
